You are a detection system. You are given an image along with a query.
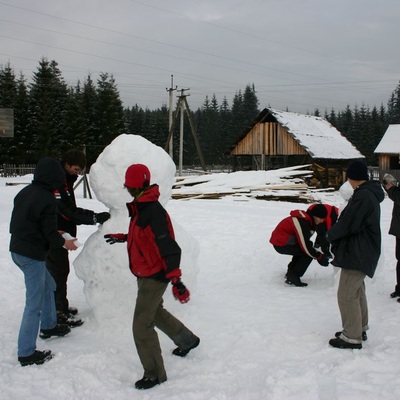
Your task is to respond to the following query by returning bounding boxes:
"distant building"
[228,108,364,188]
[374,124,400,181]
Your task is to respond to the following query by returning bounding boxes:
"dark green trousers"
[133,278,192,382]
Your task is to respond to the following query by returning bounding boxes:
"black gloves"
[94,212,110,224]
[317,253,330,267]
[104,234,127,244]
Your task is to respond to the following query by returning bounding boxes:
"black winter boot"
[135,377,160,390]
[171,327,200,357]
[18,350,53,366]
[329,337,362,349]
[39,324,71,339]
[285,274,308,287]
[57,311,84,328]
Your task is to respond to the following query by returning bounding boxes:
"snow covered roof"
[266,108,364,160]
[374,124,400,154]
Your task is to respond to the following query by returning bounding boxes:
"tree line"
[1,58,400,168]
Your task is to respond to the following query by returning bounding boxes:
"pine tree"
[242,83,260,126]
[64,83,86,153]
[197,95,221,164]
[369,105,388,164]
[96,72,125,147]
[219,96,232,161]
[230,84,260,146]
[387,81,400,123]
[79,75,101,166]
[13,74,30,163]
[28,58,69,159]
[0,62,18,163]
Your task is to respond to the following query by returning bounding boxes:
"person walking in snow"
[9,157,78,366]
[328,160,384,349]
[46,149,110,328]
[104,163,200,390]
[270,203,331,287]
[382,173,400,302]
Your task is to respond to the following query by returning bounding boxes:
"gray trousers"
[337,269,369,343]
[133,278,195,382]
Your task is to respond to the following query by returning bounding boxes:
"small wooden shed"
[374,124,400,181]
[229,108,364,188]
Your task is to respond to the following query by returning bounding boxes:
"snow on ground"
[1,139,400,399]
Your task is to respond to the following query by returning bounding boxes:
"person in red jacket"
[104,164,199,390]
[308,203,339,255]
[270,204,331,287]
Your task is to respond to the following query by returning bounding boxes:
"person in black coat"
[46,150,110,326]
[327,160,384,349]
[10,157,78,366]
[382,173,400,301]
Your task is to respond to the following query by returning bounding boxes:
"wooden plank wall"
[378,154,390,171]
[231,122,307,156]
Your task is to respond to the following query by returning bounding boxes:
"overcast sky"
[1,0,399,114]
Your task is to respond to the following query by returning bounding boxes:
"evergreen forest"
[1,58,400,169]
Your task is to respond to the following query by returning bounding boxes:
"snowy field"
[1,173,400,400]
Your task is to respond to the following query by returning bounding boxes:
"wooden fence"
[0,164,36,177]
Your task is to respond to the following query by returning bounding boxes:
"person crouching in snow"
[104,164,200,390]
[270,204,331,287]
[308,203,339,256]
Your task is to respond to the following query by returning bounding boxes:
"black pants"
[46,247,70,314]
[274,244,313,278]
[395,237,400,293]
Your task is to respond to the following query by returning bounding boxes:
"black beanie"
[346,160,369,181]
[307,204,328,218]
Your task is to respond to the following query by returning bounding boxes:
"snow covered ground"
[1,171,400,399]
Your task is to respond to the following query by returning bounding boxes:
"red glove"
[171,278,190,304]
[104,234,127,244]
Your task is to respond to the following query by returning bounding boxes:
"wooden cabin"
[374,124,400,181]
[229,108,364,188]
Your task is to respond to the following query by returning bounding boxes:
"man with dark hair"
[270,203,331,287]
[10,157,77,366]
[328,160,384,349]
[46,149,110,327]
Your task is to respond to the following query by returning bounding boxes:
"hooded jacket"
[269,209,321,259]
[126,184,181,280]
[9,157,66,260]
[327,180,385,278]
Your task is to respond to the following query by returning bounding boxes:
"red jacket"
[126,185,181,280]
[269,209,320,258]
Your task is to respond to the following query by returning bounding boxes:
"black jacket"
[386,185,400,237]
[9,157,66,260]
[327,180,384,278]
[55,166,95,237]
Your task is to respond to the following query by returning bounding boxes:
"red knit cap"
[124,164,151,188]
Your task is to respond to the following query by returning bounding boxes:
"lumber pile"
[172,165,330,202]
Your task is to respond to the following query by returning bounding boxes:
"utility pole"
[164,88,206,175]
[166,75,177,158]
